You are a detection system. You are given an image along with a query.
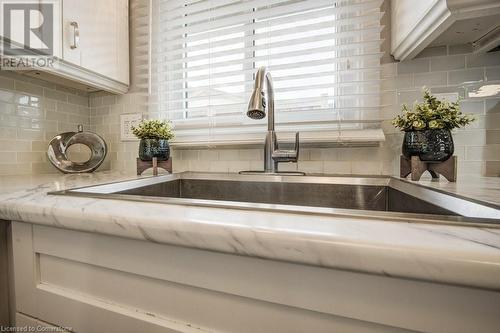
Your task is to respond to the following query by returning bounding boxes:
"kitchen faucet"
[240,67,305,175]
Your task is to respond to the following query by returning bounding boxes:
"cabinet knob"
[70,21,79,49]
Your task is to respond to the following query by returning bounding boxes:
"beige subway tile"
[397,90,422,106]
[55,85,81,95]
[310,148,338,161]
[17,128,44,140]
[448,68,484,85]
[0,163,31,175]
[0,76,15,90]
[413,71,447,88]
[485,99,500,113]
[218,149,239,161]
[381,77,395,91]
[44,88,68,102]
[485,66,500,81]
[209,161,229,172]
[32,141,48,152]
[430,86,466,98]
[110,104,125,115]
[92,106,111,116]
[448,44,472,55]
[102,95,117,106]
[32,119,57,131]
[181,150,199,160]
[457,161,484,175]
[298,148,311,161]
[416,46,447,58]
[279,162,299,172]
[17,152,46,162]
[453,130,486,146]
[228,161,250,173]
[16,94,41,107]
[45,110,68,122]
[68,114,90,125]
[351,161,382,175]
[188,160,209,172]
[466,145,500,161]
[486,130,500,144]
[89,95,103,107]
[1,114,18,127]
[0,152,16,163]
[199,149,219,161]
[0,102,16,115]
[68,94,89,106]
[0,90,15,103]
[485,161,500,176]
[124,141,139,152]
[249,160,264,170]
[94,124,109,134]
[14,81,43,96]
[43,98,56,111]
[381,63,396,79]
[381,161,397,175]
[0,127,16,139]
[397,58,430,74]
[45,131,59,141]
[108,123,120,134]
[323,161,351,174]
[459,100,484,114]
[32,162,58,174]
[466,52,500,68]
[485,113,500,130]
[115,94,132,105]
[17,105,43,118]
[430,55,465,71]
[238,149,261,161]
[395,74,413,89]
[297,161,323,174]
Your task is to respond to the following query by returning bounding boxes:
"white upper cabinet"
[62,0,129,87]
[391,0,500,60]
[0,0,129,94]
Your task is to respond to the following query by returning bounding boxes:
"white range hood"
[391,0,500,60]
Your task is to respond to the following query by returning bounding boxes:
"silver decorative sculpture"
[47,125,107,173]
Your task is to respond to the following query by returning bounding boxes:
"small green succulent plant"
[132,119,174,140]
[392,88,475,131]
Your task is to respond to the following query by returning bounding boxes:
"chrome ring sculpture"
[47,125,107,173]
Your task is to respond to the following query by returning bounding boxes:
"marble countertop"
[0,171,499,290]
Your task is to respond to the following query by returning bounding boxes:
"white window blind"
[154,0,384,146]
[131,0,152,94]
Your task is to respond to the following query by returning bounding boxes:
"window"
[154,0,384,146]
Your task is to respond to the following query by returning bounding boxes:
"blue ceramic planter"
[138,139,170,161]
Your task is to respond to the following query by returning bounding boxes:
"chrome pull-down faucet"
[240,67,305,176]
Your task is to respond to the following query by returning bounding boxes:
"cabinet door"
[62,0,129,84]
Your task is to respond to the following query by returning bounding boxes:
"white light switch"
[120,113,143,141]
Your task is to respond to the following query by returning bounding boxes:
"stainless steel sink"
[50,172,500,225]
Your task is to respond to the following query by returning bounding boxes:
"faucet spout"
[241,67,304,176]
[247,67,275,131]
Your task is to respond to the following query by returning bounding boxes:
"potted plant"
[132,120,174,161]
[392,89,474,162]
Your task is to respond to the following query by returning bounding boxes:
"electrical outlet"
[120,113,143,141]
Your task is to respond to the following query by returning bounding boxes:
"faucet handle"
[272,132,300,163]
[293,131,300,161]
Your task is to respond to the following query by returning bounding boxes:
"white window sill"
[170,129,385,149]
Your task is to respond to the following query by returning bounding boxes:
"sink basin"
[50,172,500,225]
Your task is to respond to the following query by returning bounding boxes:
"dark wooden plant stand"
[137,157,172,176]
[400,155,457,182]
